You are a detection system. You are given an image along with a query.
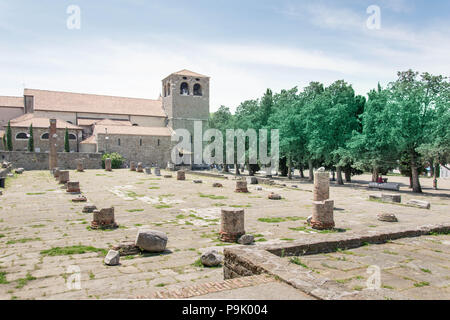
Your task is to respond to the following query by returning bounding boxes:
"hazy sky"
[1,0,449,112]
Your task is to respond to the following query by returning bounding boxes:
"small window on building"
[68,134,77,140]
[194,84,202,96]
[180,82,189,95]
[167,83,171,95]
[41,133,49,140]
[157,139,160,146]
[140,139,142,146]
[16,132,28,140]
[118,138,121,146]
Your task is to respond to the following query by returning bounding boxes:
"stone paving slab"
[0,170,448,299]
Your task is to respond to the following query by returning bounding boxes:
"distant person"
[377,176,384,184]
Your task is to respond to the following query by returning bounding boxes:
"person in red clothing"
[377,176,384,183]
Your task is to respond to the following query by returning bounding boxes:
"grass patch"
[155,283,166,287]
[213,203,227,207]
[26,193,46,196]
[30,224,46,228]
[230,204,252,208]
[414,281,430,288]
[290,257,309,269]
[192,258,222,268]
[15,273,36,289]
[280,238,295,241]
[383,250,398,255]
[259,216,306,223]
[255,238,267,242]
[0,271,8,284]
[420,268,432,274]
[199,193,227,200]
[148,187,160,190]
[126,209,144,213]
[40,245,107,257]
[7,238,41,245]
[154,204,173,209]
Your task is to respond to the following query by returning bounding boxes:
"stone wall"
[0,151,102,170]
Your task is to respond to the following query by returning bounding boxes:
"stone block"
[220,208,245,242]
[66,181,81,194]
[406,199,431,209]
[58,171,70,184]
[91,207,118,229]
[314,171,330,201]
[104,250,120,266]
[130,161,136,171]
[105,158,112,172]
[137,162,144,173]
[135,229,168,252]
[381,193,401,203]
[311,199,335,230]
[201,250,223,267]
[177,170,186,181]
[235,180,249,193]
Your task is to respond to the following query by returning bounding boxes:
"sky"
[0,0,449,112]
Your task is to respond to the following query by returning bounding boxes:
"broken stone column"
[53,167,60,179]
[154,167,161,176]
[235,180,249,193]
[177,170,186,181]
[49,119,58,171]
[91,207,118,230]
[76,159,84,172]
[220,208,245,242]
[137,162,144,173]
[66,181,81,194]
[313,171,330,201]
[311,170,335,230]
[381,193,401,204]
[58,170,70,185]
[105,158,112,172]
[130,161,136,171]
[145,167,151,175]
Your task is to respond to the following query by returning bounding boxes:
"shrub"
[102,152,125,169]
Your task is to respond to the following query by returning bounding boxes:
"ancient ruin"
[235,180,249,193]
[310,170,335,230]
[91,207,118,230]
[220,207,246,242]
[177,170,186,181]
[58,170,70,185]
[76,159,84,172]
[66,181,81,194]
[105,158,112,172]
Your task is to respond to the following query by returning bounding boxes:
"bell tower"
[162,69,210,136]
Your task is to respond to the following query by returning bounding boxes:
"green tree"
[64,128,70,152]
[27,124,34,152]
[208,105,234,172]
[6,121,12,151]
[385,70,448,193]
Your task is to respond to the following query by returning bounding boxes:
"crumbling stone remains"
[137,162,144,173]
[213,183,223,188]
[112,241,141,256]
[91,207,118,230]
[66,181,81,194]
[72,195,87,203]
[201,250,223,267]
[15,168,25,174]
[248,177,258,185]
[164,174,172,178]
[193,179,202,184]
[104,250,120,266]
[220,208,246,242]
[53,168,60,179]
[238,234,254,245]
[82,205,97,213]
[235,180,249,193]
[135,229,168,252]
[76,159,84,172]
[381,194,401,204]
[145,167,151,175]
[377,213,398,222]
[311,170,335,230]
[58,171,70,185]
[177,170,186,181]
[130,161,136,171]
[268,192,282,200]
[406,199,431,209]
[105,158,112,172]
[154,167,161,176]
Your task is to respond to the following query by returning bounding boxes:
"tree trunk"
[308,159,313,181]
[332,170,336,181]
[372,167,379,182]
[433,164,438,190]
[336,166,344,185]
[300,165,305,178]
[223,164,229,173]
[345,168,351,182]
[410,153,422,193]
[235,164,241,176]
[288,155,292,180]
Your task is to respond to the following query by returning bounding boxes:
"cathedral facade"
[0,70,210,167]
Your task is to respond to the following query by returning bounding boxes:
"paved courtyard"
[0,169,448,299]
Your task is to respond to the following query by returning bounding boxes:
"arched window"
[68,134,77,140]
[194,83,202,96]
[118,138,121,146]
[16,132,28,140]
[41,133,49,140]
[180,82,189,95]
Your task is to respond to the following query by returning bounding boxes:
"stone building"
[0,69,210,166]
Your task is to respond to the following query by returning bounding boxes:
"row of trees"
[3,122,72,153]
[208,70,450,193]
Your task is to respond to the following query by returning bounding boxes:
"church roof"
[77,118,133,127]
[0,96,24,108]
[94,125,173,137]
[24,89,166,118]
[7,114,82,130]
[171,69,209,78]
